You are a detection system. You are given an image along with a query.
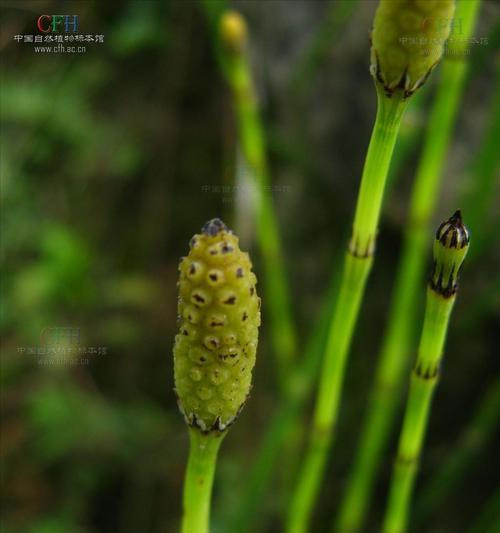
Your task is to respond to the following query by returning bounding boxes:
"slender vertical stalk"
[336,2,481,530]
[182,429,225,533]
[219,13,296,384]
[224,254,342,533]
[414,378,500,525]
[462,72,500,260]
[382,291,454,533]
[335,66,459,530]
[386,88,426,188]
[382,364,438,533]
[292,0,360,92]
[286,86,407,533]
[382,212,470,533]
[467,488,500,533]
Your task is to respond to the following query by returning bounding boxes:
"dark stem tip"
[435,209,469,249]
[449,209,462,224]
[201,218,228,236]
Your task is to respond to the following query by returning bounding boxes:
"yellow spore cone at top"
[371,0,456,98]
[174,219,261,433]
[220,10,248,52]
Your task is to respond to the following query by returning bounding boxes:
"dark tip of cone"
[450,210,462,224]
[202,218,228,236]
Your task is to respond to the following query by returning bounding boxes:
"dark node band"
[348,236,375,259]
[429,278,457,299]
[413,362,440,380]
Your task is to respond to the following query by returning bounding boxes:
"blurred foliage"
[1,1,499,533]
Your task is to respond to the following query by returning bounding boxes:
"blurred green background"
[1,1,499,532]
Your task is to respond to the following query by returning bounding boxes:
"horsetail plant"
[462,71,500,260]
[415,377,500,526]
[337,1,481,530]
[228,266,341,533]
[287,2,455,531]
[174,218,260,533]
[218,11,297,386]
[382,210,470,533]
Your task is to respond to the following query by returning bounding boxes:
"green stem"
[414,378,500,525]
[182,428,225,533]
[291,0,360,92]
[286,86,407,533]
[467,488,500,533]
[462,72,500,260]
[199,0,227,32]
[350,93,408,256]
[336,3,481,530]
[224,255,342,533]
[386,87,426,188]
[382,288,456,533]
[221,18,297,384]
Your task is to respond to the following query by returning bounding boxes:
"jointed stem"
[286,86,407,533]
[336,221,428,533]
[227,264,340,533]
[350,91,407,256]
[182,429,225,533]
[382,288,456,533]
[336,2,482,529]
[415,378,500,525]
[220,16,297,385]
[313,253,373,446]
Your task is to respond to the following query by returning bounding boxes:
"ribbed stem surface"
[286,87,407,533]
[182,429,224,533]
[336,2,481,529]
[221,22,297,385]
[382,289,455,533]
[415,378,500,524]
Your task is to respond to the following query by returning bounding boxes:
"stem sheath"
[336,2,481,529]
[382,288,455,533]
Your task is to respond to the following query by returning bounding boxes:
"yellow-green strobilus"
[174,218,261,533]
